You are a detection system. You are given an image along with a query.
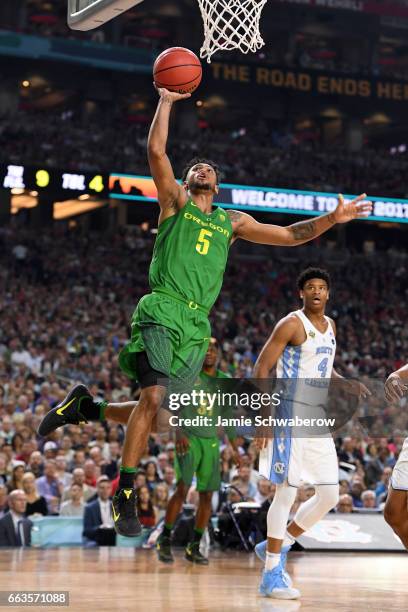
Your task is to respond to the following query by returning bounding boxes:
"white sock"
[282,531,295,548]
[265,552,281,571]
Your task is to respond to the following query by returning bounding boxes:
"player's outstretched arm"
[228,193,372,246]
[385,363,408,402]
[147,87,190,215]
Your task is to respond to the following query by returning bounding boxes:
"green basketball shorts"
[118,291,211,387]
[174,435,221,492]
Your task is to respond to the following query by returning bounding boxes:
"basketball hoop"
[196,0,267,63]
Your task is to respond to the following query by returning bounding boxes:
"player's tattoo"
[290,220,317,241]
[227,210,242,223]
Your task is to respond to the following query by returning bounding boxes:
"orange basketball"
[153,47,202,94]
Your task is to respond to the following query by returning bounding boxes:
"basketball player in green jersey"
[38,85,372,536]
[156,337,238,565]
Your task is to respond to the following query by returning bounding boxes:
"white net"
[197,0,267,63]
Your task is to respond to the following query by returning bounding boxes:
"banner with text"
[208,63,408,102]
[109,174,408,224]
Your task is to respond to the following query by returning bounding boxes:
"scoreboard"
[2,164,109,198]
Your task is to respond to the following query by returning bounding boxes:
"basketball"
[153,47,202,94]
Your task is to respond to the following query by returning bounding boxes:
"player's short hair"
[181,157,221,184]
[297,267,331,290]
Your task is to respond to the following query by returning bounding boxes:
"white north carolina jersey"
[258,309,339,486]
[276,309,336,381]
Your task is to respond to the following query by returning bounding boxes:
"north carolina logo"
[273,462,285,474]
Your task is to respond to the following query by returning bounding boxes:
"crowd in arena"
[0,222,407,546]
[1,107,408,199]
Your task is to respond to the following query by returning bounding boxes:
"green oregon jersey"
[181,369,236,439]
[149,199,233,311]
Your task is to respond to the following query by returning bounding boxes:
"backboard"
[68,0,144,31]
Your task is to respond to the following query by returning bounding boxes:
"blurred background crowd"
[0,0,407,548]
[0,223,406,546]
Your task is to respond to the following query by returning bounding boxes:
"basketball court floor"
[1,549,407,611]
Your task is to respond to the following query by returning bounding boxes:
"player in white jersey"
[384,363,408,549]
[253,267,368,599]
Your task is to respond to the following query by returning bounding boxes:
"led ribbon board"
[109,173,408,224]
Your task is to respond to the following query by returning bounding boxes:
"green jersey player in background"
[156,337,238,565]
[38,85,372,537]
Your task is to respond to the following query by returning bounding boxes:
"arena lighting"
[22,80,30,88]
[11,188,25,195]
[78,194,90,200]
[53,199,105,220]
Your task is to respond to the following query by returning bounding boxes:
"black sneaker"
[111,488,142,537]
[156,533,174,563]
[185,542,209,565]
[37,384,92,436]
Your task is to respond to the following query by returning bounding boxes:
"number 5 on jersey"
[196,229,213,255]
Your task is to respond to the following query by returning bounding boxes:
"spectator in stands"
[61,467,96,503]
[336,494,354,513]
[7,461,25,493]
[22,472,48,517]
[134,469,147,489]
[137,485,157,528]
[235,465,257,499]
[145,461,161,492]
[43,441,58,460]
[338,437,364,466]
[365,447,394,488]
[165,443,176,464]
[55,456,72,489]
[254,478,273,505]
[350,479,365,508]
[152,483,169,521]
[375,466,393,504]
[0,490,32,547]
[339,480,350,495]
[83,476,115,547]
[36,459,63,514]
[220,447,234,483]
[104,441,121,480]
[360,490,378,510]
[59,483,85,517]
[89,425,110,460]
[157,452,169,479]
[69,449,86,472]
[60,435,74,464]
[83,459,98,488]
[163,467,176,497]
[28,451,44,478]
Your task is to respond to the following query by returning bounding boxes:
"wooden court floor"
[0,548,407,612]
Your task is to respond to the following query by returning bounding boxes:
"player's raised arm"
[253,315,301,378]
[147,87,190,214]
[228,194,372,246]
